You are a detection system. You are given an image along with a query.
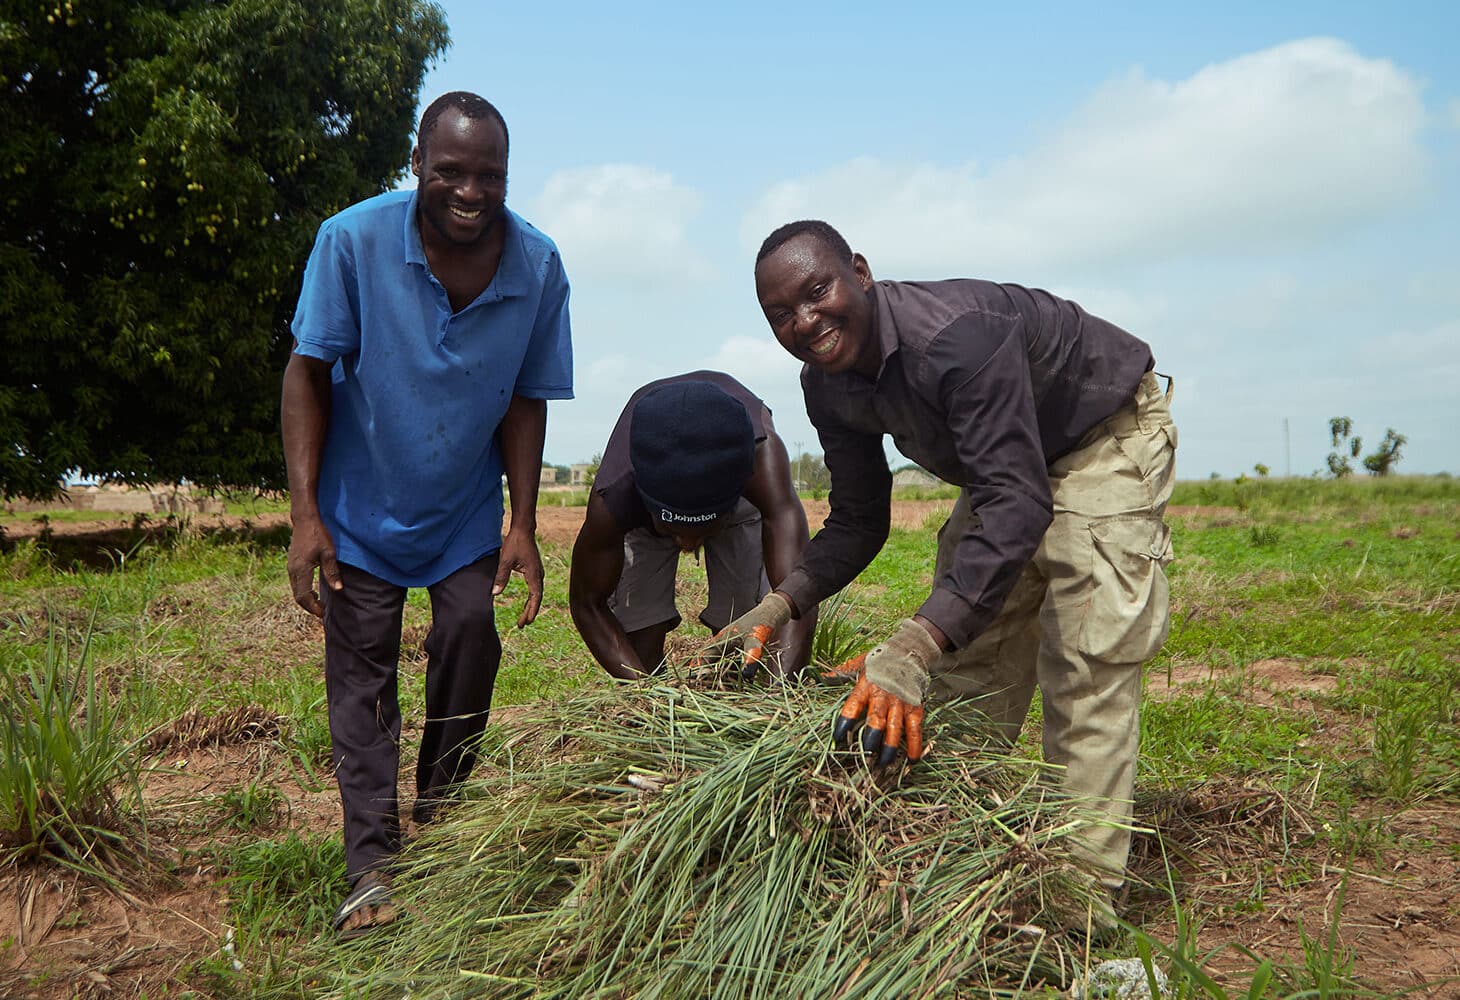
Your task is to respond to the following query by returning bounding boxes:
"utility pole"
[794,441,804,491]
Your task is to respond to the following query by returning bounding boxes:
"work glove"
[819,652,865,684]
[832,619,941,766]
[692,592,794,678]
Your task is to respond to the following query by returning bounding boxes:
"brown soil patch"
[1,501,965,554]
[0,872,225,997]
[1147,657,1342,705]
[529,498,956,547]
[0,738,336,999]
[1129,786,1460,994]
[1,500,1234,556]
[1,512,291,543]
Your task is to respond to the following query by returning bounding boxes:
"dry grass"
[143,705,284,754]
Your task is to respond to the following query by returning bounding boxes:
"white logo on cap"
[660,508,718,524]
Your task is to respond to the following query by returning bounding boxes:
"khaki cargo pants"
[930,371,1176,884]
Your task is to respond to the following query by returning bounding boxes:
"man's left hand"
[831,618,942,766]
[494,528,544,628]
[834,674,926,766]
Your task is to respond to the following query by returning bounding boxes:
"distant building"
[570,463,594,486]
[892,468,939,489]
[539,466,556,486]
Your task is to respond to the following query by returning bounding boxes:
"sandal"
[332,872,397,941]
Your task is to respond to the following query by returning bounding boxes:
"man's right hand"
[287,514,342,618]
[692,591,794,678]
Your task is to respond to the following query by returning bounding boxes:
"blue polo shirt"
[291,190,574,587]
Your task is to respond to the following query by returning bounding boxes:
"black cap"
[629,381,755,524]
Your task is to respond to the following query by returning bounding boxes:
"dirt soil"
[0,497,959,550]
[3,503,1458,998]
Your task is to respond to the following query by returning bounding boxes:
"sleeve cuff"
[513,385,575,400]
[915,587,981,650]
[292,341,341,364]
[777,568,821,620]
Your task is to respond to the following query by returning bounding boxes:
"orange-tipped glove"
[831,619,941,766]
[820,652,865,684]
[692,592,793,678]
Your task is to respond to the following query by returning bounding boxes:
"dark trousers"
[321,555,502,881]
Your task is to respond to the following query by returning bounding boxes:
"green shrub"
[0,611,149,878]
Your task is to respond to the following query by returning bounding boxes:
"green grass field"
[1,477,1456,997]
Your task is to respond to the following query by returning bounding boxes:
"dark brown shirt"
[778,279,1153,648]
[594,370,770,532]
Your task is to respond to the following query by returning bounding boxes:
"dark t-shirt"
[594,370,771,533]
[777,279,1153,648]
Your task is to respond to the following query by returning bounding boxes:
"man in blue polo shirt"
[281,91,573,939]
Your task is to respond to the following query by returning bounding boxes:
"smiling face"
[411,107,508,248]
[755,233,879,377]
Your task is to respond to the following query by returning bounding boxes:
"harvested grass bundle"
[331,682,1117,998]
[144,704,283,753]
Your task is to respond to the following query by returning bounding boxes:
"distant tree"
[582,453,602,489]
[792,451,831,493]
[1362,429,1407,476]
[1326,416,1362,478]
[553,464,571,485]
[1,0,449,499]
[1253,463,1270,478]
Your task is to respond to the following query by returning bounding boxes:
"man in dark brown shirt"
[734,219,1176,912]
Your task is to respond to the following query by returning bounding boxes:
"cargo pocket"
[1077,516,1173,664]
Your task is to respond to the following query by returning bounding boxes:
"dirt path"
[0,498,965,551]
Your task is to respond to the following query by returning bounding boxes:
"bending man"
[571,373,815,679]
[735,220,1175,915]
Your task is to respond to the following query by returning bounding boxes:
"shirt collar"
[401,190,531,300]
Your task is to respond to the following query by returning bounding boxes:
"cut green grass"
[252,683,1113,999]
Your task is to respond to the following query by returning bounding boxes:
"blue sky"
[411,1,1460,477]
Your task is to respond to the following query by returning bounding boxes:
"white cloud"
[742,38,1428,276]
[1357,318,1460,373]
[530,164,712,284]
[1047,286,1172,340]
[583,355,636,384]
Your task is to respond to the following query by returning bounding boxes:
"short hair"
[756,220,853,265]
[417,91,509,154]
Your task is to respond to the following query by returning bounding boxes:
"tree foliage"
[793,451,831,493]
[1326,417,1406,478]
[1326,416,1362,478]
[0,0,449,499]
[1362,428,1406,476]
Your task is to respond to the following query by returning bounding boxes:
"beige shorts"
[608,498,770,634]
